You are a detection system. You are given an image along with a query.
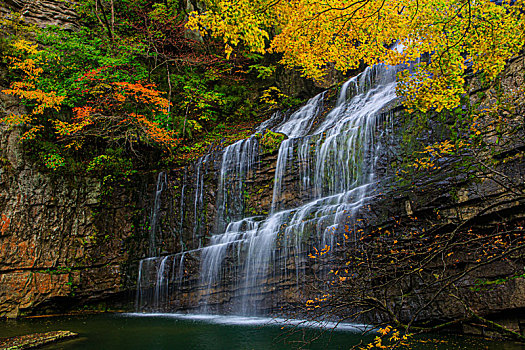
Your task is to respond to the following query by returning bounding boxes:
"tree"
[187,0,525,112]
[54,67,180,151]
[0,18,179,170]
[299,79,525,347]
[0,37,68,169]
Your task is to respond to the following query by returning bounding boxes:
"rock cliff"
[0,0,78,29]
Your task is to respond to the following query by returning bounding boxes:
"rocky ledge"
[0,330,78,349]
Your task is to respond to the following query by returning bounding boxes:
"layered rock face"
[0,129,111,317]
[0,0,78,29]
[0,120,157,317]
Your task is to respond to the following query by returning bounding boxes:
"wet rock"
[0,330,78,349]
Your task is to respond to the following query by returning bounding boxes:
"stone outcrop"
[1,0,78,30]
[0,120,150,317]
[0,330,78,349]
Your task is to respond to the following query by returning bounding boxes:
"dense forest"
[1,0,525,348]
[1,0,523,171]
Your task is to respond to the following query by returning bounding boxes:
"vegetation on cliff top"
[2,0,524,176]
[0,1,287,175]
[189,0,525,112]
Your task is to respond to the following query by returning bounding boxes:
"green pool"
[1,313,524,349]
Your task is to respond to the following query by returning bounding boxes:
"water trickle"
[215,137,259,233]
[271,138,293,213]
[179,169,187,249]
[193,155,211,248]
[148,172,167,257]
[256,111,285,133]
[177,252,186,288]
[274,93,324,138]
[136,253,189,312]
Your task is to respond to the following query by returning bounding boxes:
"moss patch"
[258,130,287,154]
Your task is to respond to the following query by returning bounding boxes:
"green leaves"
[36,27,149,107]
[248,63,275,79]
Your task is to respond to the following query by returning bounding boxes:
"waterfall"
[136,61,401,315]
[193,155,211,248]
[136,254,189,312]
[148,172,167,257]
[274,92,324,138]
[215,137,259,233]
[179,168,187,249]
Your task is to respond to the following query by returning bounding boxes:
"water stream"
[148,172,167,257]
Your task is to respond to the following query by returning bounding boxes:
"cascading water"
[148,172,167,257]
[136,61,401,316]
[178,168,187,249]
[193,154,211,248]
[215,137,260,233]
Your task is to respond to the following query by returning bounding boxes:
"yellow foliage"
[1,38,65,140]
[11,39,40,56]
[189,0,525,112]
[410,139,468,171]
[361,327,411,349]
[260,87,287,105]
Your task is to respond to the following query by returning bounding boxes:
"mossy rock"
[258,130,287,154]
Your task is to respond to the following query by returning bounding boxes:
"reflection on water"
[0,313,524,350]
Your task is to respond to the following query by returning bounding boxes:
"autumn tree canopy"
[0,1,265,172]
[188,0,525,112]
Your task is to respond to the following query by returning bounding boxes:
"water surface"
[0,313,523,349]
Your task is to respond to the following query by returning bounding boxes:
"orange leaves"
[1,39,65,141]
[58,79,180,151]
[308,245,331,259]
[408,139,467,172]
[9,57,43,80]
[378,326,392,336]
[73,106,96,121]
[305,293,331,309]
[76,75,170,116]
[54,106,96,138]
[132,113,180,149]
[3,87,65,116]
[112,81,170,114]
[20,126,44,141]
[362,327,410,349]
[53,107,96,149]
[99,81,178,149]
